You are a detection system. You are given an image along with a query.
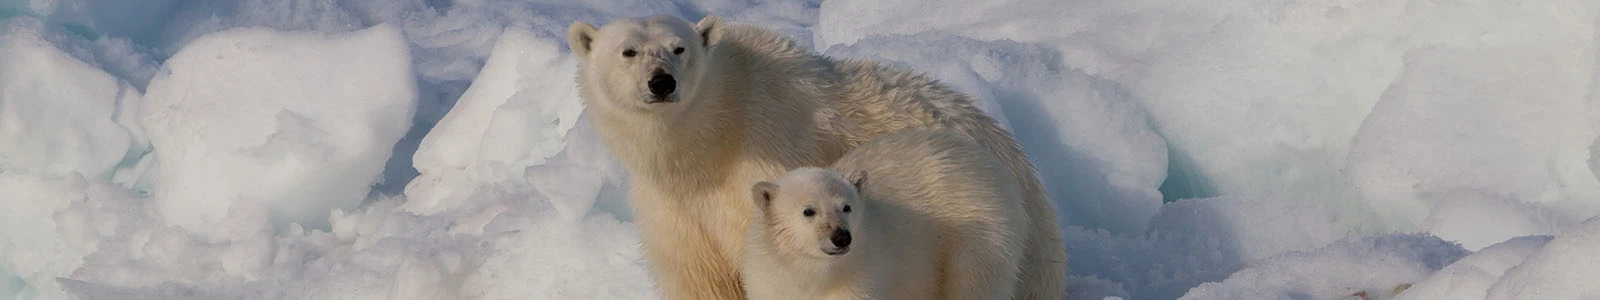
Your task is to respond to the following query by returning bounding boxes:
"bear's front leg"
[637,219,745,300]
[631,186,746,300]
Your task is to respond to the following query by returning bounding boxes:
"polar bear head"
[751,167,868,259]
[567,15,723,117]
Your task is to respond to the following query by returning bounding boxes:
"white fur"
[744,129,1028,300]
[568,15,1066,300]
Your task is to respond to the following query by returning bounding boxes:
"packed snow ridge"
[2,0,1598,299]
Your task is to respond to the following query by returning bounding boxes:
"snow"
[138,23,417,240]
[0,18,145,181]
[0,174,102,300]
[1592,136,1600,195]
[402,27,589,216]
[1179,234,1469,300]
[3,0,1600,299]
[1484,217,1600,299]
[1394,235,1552,300]
[1348,44,1598,245]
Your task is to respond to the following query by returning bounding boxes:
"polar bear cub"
[743,129,1029,300]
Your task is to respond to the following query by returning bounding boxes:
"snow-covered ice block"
[139,23,417,239]
[1394,235,1552,300]
[1348,44,1598,244]
[1484,217,1600,299]
[402,27,588,215]
[0,19,147,180]
[1179,234,1468,300]
[0,174,99,300]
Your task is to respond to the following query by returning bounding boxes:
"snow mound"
[402,27,590,215]
[825,32,1168,233]
[1484,217,1600,299]
[0,18,147,181]
[138,23,417,239]
[1348,44,1597,247]
[1179,234,1468,300]
[0,174,108,300]
[1395,235,1552,300]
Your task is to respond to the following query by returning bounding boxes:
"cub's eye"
[673,47,685,55]
[842,205,852,213]
[622,49,637,57]
[802,208,816,217]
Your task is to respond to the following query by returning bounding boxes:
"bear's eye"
[802,208,816,217]
[842,205,851,213]
[673,47,685,55]
[622,49,637,57]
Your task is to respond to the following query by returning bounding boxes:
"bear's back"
[831,128,1023,228]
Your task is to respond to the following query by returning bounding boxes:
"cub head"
[567,15,724,117]
[751,167,868,259]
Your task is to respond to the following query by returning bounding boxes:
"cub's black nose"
[648,73,676,96]
[830,228,852,248]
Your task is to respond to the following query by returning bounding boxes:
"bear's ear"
[695,15,724,47]
[567,21,599,56]
[752,181,779,210]
[846,169,867,191]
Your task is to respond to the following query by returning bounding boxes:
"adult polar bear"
[566,15,1067,299]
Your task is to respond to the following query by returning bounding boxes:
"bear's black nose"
[830,228,852,248]
[648,73,676,96]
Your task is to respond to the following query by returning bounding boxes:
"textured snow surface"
[2,0,1598,299]
[1395,235,1552,300]
[1179,234,1469,300]
[138,24,418,240]
[0,18,145,182]
[1482,217,1600,300]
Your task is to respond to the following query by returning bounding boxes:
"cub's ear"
[846,169,867,191]
[752,181,779,210]
[567,21,598,56]
[695,14,724,47]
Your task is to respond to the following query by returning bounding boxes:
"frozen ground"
[1,0,1597,299]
